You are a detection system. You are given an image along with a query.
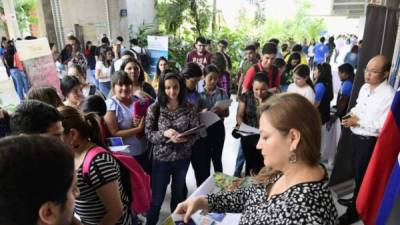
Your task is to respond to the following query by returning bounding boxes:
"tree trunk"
[211,0,216,33]
[189,0,202,36]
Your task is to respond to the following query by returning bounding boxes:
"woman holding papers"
[236,72,271,175]
[192,64,230,186]
[104,71,147,165]
[145,72,200,225]
[175,93,338,225]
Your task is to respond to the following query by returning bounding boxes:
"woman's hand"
[164,129,178,138]
[174,196,209,223]
[170,134,188,143]
[133,116,142,127]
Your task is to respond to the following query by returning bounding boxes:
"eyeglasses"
[364,69,383,74]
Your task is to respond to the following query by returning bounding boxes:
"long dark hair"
[293,64,314,91]
[157,72,186,108]
[315,63,334,101]
[156,56,168,77]
[100,47,112,67]
[120,57,145,83]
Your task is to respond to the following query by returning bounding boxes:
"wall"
[59,0,113,45]
[126,0,156,40]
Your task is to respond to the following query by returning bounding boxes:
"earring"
[288,151,297,164]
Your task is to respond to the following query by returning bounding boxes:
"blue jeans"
[98,81,110,97]
[146,159,190,225]
[86,69,97,86]
[234,143,245,177]
[10,69,29,101]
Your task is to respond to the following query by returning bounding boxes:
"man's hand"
[342,114,359,128]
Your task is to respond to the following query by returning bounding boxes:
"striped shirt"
[75,152,132,225]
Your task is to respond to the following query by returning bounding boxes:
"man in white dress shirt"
[339,55,395,224]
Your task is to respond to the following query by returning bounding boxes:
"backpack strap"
[82,147,108,183]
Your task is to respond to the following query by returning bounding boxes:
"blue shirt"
[344,52,358,69]
[314,43,329,64]
[340,80,353,97]
[186,90,201,112]
[199,88,229,110]
[315,82,326,102]
[106,96,144,156]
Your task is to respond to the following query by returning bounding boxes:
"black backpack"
[131,48,150,71]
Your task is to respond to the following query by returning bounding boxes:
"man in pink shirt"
[186,37,213,70]
[241,42,280,94]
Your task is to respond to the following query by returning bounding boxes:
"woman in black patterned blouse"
[175,93,338,225]
[145,72,200,225]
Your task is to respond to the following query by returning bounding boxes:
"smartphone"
[342,114,352,120]
[105,137,124,147]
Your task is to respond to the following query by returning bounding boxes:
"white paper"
[109,145,130,153]
[199,111,220,128]
[190,176,216,198]
[219,214,241,225]
[189,176,241,225]
[214,99,233,110]
[237,123,259,136]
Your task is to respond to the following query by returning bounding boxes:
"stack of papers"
[236,123,259,136]
[214,99,233,110]
[199,111,220,128]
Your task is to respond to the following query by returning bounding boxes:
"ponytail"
[83,113,106,148]
[58,106,107,149]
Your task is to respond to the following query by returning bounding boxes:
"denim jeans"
[98,81,110,97]
[10,69,29,101]
[146,159,190,225]
[234,143,245,177]
[86,69,97,86]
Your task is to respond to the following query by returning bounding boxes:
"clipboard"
[166,124,206,143]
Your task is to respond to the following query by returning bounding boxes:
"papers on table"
[186,176,241,225]
[236,123,259,136]
[199,111,220,128]
[214,99,233,110]
[190,176,217,198]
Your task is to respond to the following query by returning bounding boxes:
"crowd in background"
[0,31,394,225]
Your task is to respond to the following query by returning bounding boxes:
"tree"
[0,0,38,34]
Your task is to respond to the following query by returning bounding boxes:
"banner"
[147,35,168,79]
[15,37,61,96]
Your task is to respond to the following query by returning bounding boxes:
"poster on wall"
[15,37,61,96]
[147,35,168,79]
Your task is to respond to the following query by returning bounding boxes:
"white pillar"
[2,0,21,39]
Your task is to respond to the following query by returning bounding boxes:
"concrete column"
[2,0,21,39]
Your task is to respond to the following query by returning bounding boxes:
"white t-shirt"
[114,59,123,72]
[287,83,315,103]
[95,61,111,83]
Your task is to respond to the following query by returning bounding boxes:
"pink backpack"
[82,147,151,214]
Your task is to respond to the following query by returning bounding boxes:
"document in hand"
[237,123,259,136]
[199,111,220,128]
[214,99,233,110]
[178,124,206,137]
[166,124,206,143]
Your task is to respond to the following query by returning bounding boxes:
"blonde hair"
[254,93,321,184]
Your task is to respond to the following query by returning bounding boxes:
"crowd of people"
[0,31,395,225]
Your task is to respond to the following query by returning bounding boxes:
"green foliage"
[156,0,326,80]
[0,0,38,33]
